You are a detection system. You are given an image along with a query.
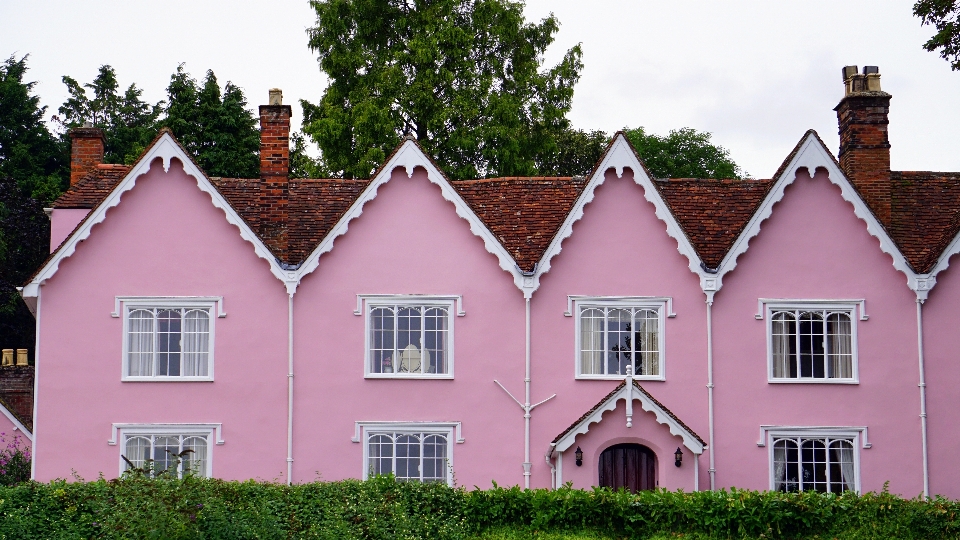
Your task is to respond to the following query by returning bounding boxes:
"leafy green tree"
[303,0,583,179]
[914,0,960,70]
[624,127,744,179]
[0,55,66,202]
[535,128,607,177]
[57,65,162,166]
[161,65,259,178]
[290,132,330,178]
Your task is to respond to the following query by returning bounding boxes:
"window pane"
[580,308,604,375]
[423,308,447,374]
[153,436,180,476]
[368,434,394,476]
[156,310,182,376]
[798,312,825,378]
[397,308,423,373]
[771,312,797,378]
[422,434,448,483]
[124,436,151,471]
[395,434,421,481]
[182,436,208,478]
[826,313,853,378]
[773,438,799,492]
[371,308,395,373]
[182,310,210,377]
[606,309,632,375]
[800,439,828,492]
[634,309,659,376]
[128,310,155,376]
[829,439,856,492]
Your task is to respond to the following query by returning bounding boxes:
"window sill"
[576,375,665,382]
[122,376,215,382]
[365,373,454,380]
[768,378,859,385]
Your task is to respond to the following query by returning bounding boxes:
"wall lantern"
[674,447,683,468]
[575,446,583,467]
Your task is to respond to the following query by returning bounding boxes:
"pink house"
[21,68,960,498]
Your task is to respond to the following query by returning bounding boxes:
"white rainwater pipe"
[916,298,929,498]
[524,297,532,487]
[287,293,295,485]
[706,298,716,490]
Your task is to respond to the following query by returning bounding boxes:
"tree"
[624,127,744,179]
[0,175,49,362]
[535,128,607,177]
[162,65,259,178]
[57,65,162,166]
[914,0,960,70]
[303,0,583,179]
[0,55,66,203]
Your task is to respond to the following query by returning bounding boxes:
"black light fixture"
[674,447,683,468]
[575,446,583,467]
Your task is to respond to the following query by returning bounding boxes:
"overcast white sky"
[3,0,958,178]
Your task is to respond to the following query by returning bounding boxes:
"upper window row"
[119,297,860,383]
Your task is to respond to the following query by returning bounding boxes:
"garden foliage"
[0,476,958,539]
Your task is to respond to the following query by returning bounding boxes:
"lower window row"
[117,427,860,492]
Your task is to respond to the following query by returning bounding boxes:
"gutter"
[916,299,929,497]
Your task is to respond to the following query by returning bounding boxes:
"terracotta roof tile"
[52,164,131,209]
[452,177,589,272]
[655,178,773,269]
[886,172,960,273]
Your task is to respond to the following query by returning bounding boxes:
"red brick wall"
[0,366,34,430]
[835,94,892,222]
[69,128,106,186]
[258,105,292,256]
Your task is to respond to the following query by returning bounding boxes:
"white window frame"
[110,423,223,478]
[116,297,222,382]
[762,427,864,494]
[357,295,462,379]
[354,422,460,486]
[760,300,863,384]
[568,296,671,381]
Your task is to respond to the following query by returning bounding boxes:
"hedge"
[0,476,958,539]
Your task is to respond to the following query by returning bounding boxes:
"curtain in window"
[772,439,789,491]
[831,440,856,491]
[771,313,794,378]
[182,436,208,477]
[124,436,150,470]
[182,310,210,377]
[580,308,604,375]
[636,309,659,376]
[827,313,853,378]
[128,310,155,376]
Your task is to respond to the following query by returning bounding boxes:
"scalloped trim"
[531,134,707,296]
[291,141,525,294]
[714,133,918,297]
[22,134,293,297]
[553,383,705,455]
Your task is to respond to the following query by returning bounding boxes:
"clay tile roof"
[452,176,589,272]
[210,178,372,266]
[551,379,705,447]
[52,164,131,209]
[887,172,960,273]
[655,178,773,269]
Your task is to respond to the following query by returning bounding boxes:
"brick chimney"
[259,89,291,257]
[69,123,106,186]
[835,65,892,222]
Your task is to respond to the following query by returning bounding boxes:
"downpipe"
[916,299,929,498]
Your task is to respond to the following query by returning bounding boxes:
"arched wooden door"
[598,443,657,492]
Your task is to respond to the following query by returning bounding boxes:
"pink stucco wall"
[34,158,289,481]
[529,169,708,490]
[711,168,924,496]
[917,253,960,498]
[291,167,527,487]
[50,209,89,252]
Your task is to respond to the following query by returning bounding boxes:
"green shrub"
[0,476,957,539]
[0,432,30,486]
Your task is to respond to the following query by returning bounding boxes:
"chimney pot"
[862,65,879,75]
[15,349,27,366]
[842,65,859,82]
[269,88,283,106]
[1,349,12,367]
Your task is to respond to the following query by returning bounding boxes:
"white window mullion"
[420,309,426,375]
